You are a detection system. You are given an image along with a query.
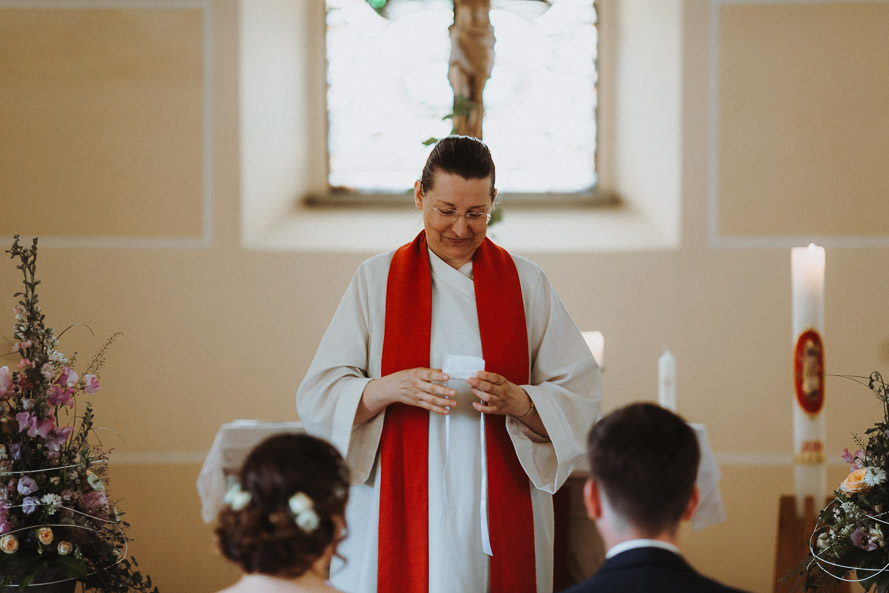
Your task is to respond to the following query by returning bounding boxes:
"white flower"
[41,493,62,515]
[816,530,832,550]
[288,492,321,532]
[0,446,7,461]
[288,492,313,515]
[295,508,320,532]
[841,501,859,514]
[41,363,54,380]
[864,467,887,486]
[87,471,105,491]
[223,483,251,511]
[57,541,74,556]
[869,526,885,548]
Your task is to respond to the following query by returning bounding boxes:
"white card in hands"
[442,354,485,381]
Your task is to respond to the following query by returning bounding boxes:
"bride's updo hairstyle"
[215,433,350,577]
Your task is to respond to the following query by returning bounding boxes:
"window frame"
[309,0,614,210]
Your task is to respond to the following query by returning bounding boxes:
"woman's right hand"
[355,368,457,424]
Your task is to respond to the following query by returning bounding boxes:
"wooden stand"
[774,495,850,593]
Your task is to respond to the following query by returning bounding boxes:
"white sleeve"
[296,261,387,485]
[507,264,602,494]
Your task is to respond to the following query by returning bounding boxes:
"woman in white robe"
[297,136,601,593]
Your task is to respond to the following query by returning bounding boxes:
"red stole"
[378,231,537,593]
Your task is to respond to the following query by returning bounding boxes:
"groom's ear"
[681,486,699,521]
[583,478,603,521]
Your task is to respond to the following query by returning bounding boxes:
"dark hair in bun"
[420,135,496,200]
[215,433,350,577]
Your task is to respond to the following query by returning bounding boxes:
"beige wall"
[1,1,888,592]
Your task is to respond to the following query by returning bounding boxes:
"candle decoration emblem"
[793,328,824,415]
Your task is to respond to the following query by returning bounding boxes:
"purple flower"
[21,496,38,515]
[16,477,38,496]
[9,444,20,461]
[852,528,879,551]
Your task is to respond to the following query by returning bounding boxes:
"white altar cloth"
[689,423,727,530]
[197,419,304,523]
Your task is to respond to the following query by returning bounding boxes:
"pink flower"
[11,341,31,353]
[32,416,55,439]
[15,412,33,433]
[45,426,73,451]
[83,374,100,394]
[40,363,54,380]
[47,385,73,408]
[0,367,10,400]
[56,367,78,388]
[842,448,866,469]
[15,413,54,439]
[16,359,32,369]
[78,490,111,520]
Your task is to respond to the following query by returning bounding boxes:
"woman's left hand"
[467,371,532,417]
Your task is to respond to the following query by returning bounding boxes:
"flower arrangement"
[804,371,889,592]
[0,236,158,591]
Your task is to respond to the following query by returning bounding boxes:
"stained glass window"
[326,0,597,196]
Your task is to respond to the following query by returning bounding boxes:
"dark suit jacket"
[559,547,751,593]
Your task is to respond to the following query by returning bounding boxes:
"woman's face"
[414,171,495,269]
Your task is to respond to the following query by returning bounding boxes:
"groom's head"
[585,402,700,537]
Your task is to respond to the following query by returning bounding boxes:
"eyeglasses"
[432,206,492,225]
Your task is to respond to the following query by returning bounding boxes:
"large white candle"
[791,243,826,512]
[658,349,676,412]
[582,331,605,370]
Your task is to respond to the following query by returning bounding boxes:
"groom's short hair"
[587,402,700,536]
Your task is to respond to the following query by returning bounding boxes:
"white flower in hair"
[289,492,320,532]
[224,483,251,511]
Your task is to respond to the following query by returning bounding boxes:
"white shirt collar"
[605,538,680,559]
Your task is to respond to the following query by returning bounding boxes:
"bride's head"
[215,433,350,578]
